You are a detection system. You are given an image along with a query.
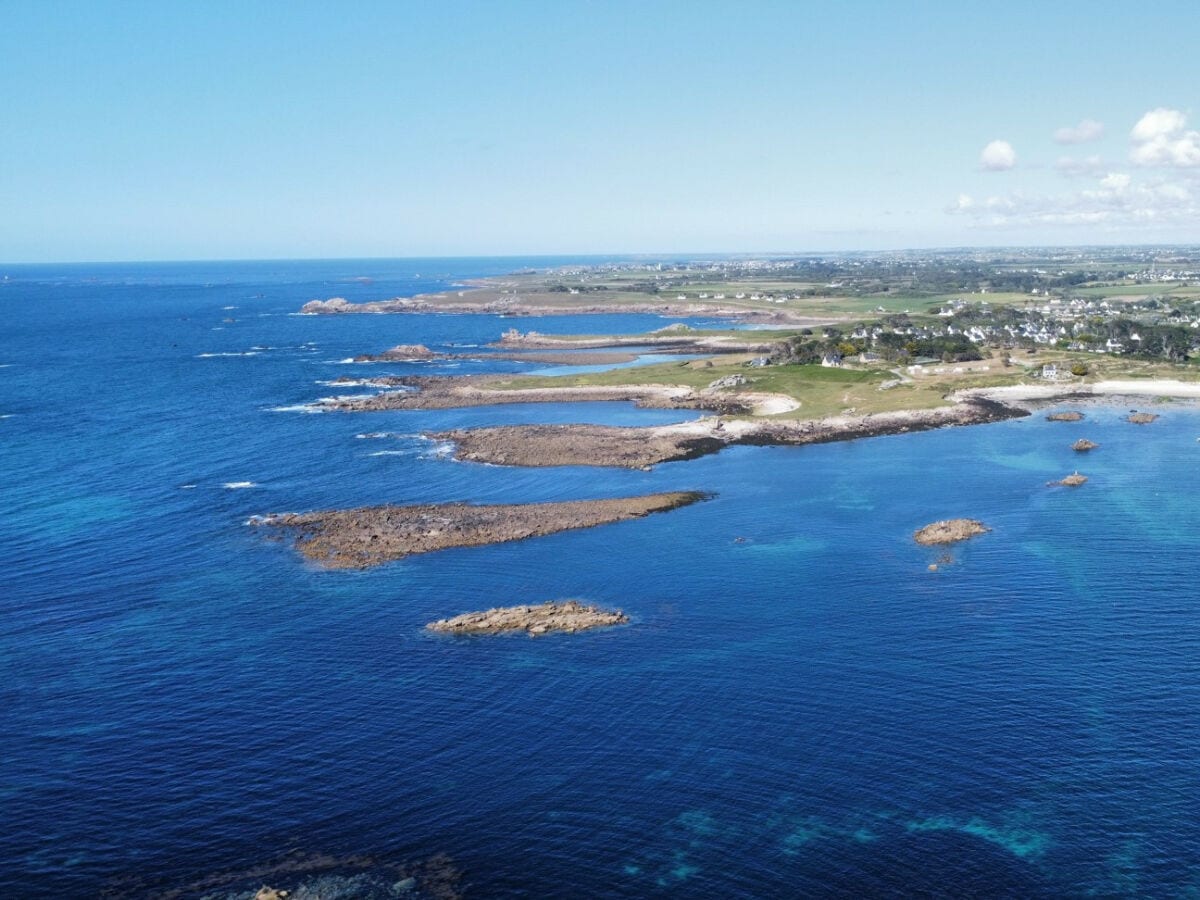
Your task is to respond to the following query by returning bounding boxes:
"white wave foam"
[196,351,260,358]
[222,481,258,489]
[356,432,403,439]
[369,450,411,457]
[222,305,238,310]
[0,413,14,419]
[268,403,326,414]
[178,483,197,489]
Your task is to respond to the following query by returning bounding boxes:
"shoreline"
[429,398,1026,469]
[298,281,835,325]
[421,380,1200,470]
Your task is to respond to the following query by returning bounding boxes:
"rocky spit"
[426,399,1027,469]
[1072,439,1099,451]
[1128,412,1159,424]
[913,519,991,546]
[427,600,629,636]
[253,492,707,569]
[1047,411,1085,422]
[429,424,723,469]
[315,375,753,414]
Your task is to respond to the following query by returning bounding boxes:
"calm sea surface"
[2,259,1200,897]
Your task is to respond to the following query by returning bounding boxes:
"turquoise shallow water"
[3,259,1200,897]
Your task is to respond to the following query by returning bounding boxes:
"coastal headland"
[428,399,1024,469]
[253,492,707,569]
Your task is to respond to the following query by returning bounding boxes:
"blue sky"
[2,1,1198,261]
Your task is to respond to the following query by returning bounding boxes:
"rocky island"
[1050,473,1088,486]
[913,519,991,546]
[1047,411,1085,422]
[1128,411,1159,424]
[1072,438,1099,451]
[427,600,629,636]
[253,492,707,569]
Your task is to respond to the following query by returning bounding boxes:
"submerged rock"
[913,519,990,546]
[1127,411,1158,424]
[1046,411,1084,422]
[1072,438,1099,451]
[428,600,629,636]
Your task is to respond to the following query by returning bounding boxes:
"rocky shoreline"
[427,398,1027,469]
[427,600,628,636]
[298,293,824,325]
[252,492,707,569]
[315,375,754,414]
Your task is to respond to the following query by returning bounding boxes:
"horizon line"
[3,242,1200,268]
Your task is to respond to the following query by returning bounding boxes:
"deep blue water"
[3,258,1200,898]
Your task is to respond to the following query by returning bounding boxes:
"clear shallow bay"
[2,259,1200,897]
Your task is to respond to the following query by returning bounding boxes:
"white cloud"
[946,169,1198,229]
[1130,107,1200,167]
[1098,172,1130,192]
[1055,155,1106,177]
[1054,119,1104,144]
[979,140,1016,171]
[947,193,975,212]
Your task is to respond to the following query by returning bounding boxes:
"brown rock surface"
[1127,411,1158,424]
[315,375,751,414]
[430,424,721,469]
[354,343,438,362]
[1050,473,1088,486]
[253,491,707,569]
[913,518,990,546]
[1072,438,1099,451]
[428,600,628,636]
[1047,411,1084,421]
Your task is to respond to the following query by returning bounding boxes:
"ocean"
[2,258,1200,898]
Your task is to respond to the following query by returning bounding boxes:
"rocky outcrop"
[1049,473,1087,486]
[314,375,753,414]
[430,424,723,469]
[427,600,628,636]
[299,297,354,314]
[253,492,707,569]
[706,373,747,390]
[913,519,990,545]
[1072,438,1099,451]
[424,399,1028,469]
[353,343,438,362]
[1046,411,1084,421]
[1127,411,1158,424]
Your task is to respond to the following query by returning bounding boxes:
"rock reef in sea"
[1049,472,1087,487]
[354,343,439,362]
[1046,411,1084,422]
[1072,438,1099,451]
[1127,411,1158,424]
[427,600,629,636]
[253,492,707,569]
[913,519,990,546]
